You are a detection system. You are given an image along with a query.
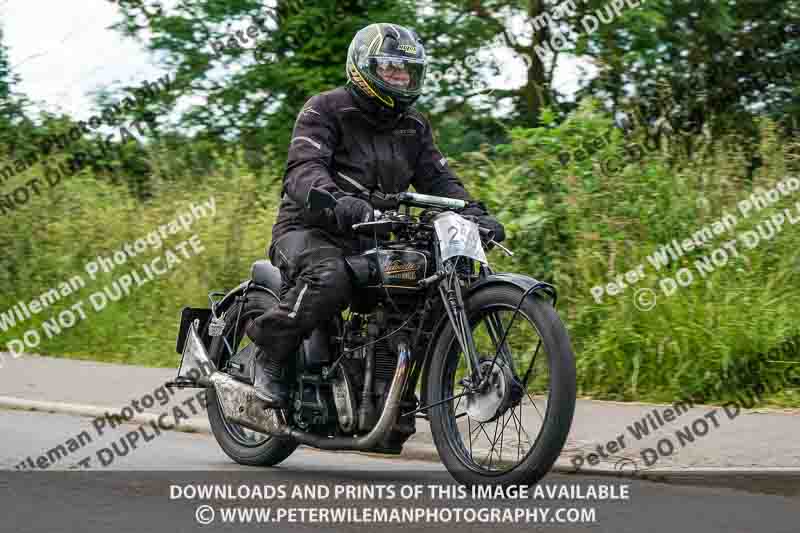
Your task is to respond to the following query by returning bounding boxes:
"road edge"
[3,395,800,487]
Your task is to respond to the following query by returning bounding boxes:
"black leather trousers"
[246,228,355,362]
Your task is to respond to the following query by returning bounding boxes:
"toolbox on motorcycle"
[175,307,213,354]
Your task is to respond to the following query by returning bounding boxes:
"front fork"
[437,264,517,392]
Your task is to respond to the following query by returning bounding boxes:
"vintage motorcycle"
[173,188,576,486]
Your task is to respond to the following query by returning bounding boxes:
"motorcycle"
[172,188,576,486]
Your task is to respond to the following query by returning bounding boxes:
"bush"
[2,98,798,407]
[451,99,800,406]
[0,148,282,366]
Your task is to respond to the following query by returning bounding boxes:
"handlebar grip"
[369,194,399,211]
[397,192,467,210]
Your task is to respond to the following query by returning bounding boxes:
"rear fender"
[202,262,282,366]
[215,261,283,314]
[214,280,279,317]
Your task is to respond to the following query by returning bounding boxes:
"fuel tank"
[346,244,432,313]
[363,245,431,291]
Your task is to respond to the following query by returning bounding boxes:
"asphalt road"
[1,409,797,533]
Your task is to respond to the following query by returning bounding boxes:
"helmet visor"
[364,56,426,95]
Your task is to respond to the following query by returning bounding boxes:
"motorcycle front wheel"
[427,283,576,486]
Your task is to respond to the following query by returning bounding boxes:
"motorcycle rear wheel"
[427,284,576,486]
[205,290,299,467]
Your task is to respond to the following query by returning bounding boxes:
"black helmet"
[346,23,427,114]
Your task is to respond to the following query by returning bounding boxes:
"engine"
[291,309,417,451]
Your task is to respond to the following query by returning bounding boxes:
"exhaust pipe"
[287,341,411,451]
[179,320,412,449]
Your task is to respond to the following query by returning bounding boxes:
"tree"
[419,0,558,127]
[0,26,31,148]
[112,0,417,166]
[569,0,800,138]
[0,27,13,107]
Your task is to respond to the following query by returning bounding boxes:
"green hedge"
[2,99,799,406]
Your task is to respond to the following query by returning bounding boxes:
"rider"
[245,22,505,407]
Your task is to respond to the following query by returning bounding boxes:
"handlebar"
[393,192,467,210]
[306,187,467,213]
[305,187,510,250]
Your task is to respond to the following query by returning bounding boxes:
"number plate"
[433,212,489,265]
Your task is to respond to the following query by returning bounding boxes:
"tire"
[205,290,299,467]
[427,284,576,486]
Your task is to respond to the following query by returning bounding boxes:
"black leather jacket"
[272,85,485,245]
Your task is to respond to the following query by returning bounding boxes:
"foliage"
[570,0,800,138]
[0,148,282,366]
[452,99,800,406]
[112,0,417,164]
[2,3,800,408]
[2,99,799,407]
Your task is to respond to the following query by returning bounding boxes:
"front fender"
[418,272,557,412]
[466,272,557,307]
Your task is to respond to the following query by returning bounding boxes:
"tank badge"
[384,261,418,281]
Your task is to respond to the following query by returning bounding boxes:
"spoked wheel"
[205,290,298,466]
[427,284,576,486]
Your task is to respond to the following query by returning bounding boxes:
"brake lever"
[352,209,389,234]
[489,240,514,257]
[477,225,514,256]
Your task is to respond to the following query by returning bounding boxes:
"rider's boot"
[252,347,289,408]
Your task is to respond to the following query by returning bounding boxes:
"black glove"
[460,201,488,218]
[460,201,506,243]
[477,215,506,243]
[333,196,374,235]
